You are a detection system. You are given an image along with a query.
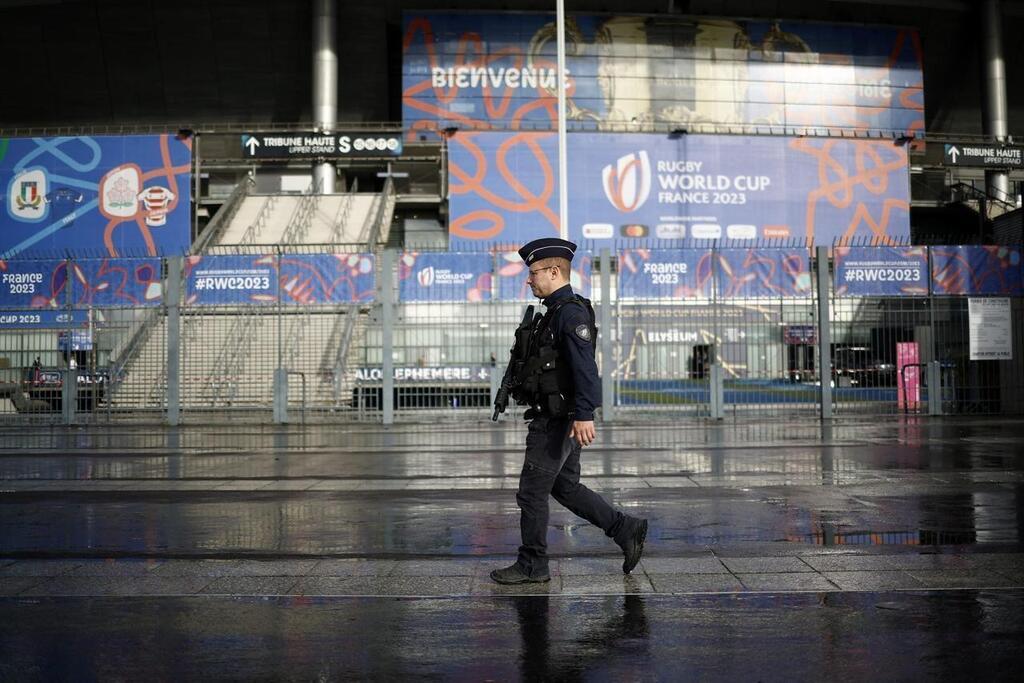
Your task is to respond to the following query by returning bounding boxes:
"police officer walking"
[490,238,648,585]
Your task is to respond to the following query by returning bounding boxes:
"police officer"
[490,238,648,585]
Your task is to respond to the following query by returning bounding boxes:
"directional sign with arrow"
[944,143,1023,168]
[240,132,403,159]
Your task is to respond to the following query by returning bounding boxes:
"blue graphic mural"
[0,134,192,259]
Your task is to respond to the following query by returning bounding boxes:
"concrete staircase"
[107,184,392,413]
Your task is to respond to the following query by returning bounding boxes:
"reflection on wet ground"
[1,415,1023,677]
[2,592,1023,680]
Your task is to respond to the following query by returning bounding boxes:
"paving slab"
[822,571,925,591]
[66,559,165,577]
[720,556,815,574]
[800,554,966,573]
[308,559,396,577]
[639,556,728,574]
[560,574,655,594]
[0,560,83,577]
[905,570,1019,589]
[559,558,625,575]
[646,573,745,593]
[737,573,838,591]
[389,559,480,577]
[199,577,301,595]
[0,577,48,596]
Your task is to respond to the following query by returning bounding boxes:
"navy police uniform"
[491,238,647,585]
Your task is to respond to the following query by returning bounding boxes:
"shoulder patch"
[574,324,592,342]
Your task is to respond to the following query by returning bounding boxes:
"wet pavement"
[1,416,1023,679]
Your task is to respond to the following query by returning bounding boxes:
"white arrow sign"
[245,137,260,156]
[948,145,960,163]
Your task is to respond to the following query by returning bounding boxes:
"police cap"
[517,238,577,265]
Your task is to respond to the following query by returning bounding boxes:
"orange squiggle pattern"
[103,134,191,257]
[404,18,563,241]
[790,138,909,244]
[448,132,559,240]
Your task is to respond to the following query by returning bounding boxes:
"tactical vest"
[512,295,598,416]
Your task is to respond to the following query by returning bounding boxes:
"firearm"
[492,304,536,421]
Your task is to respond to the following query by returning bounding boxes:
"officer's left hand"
[571,420,596,447]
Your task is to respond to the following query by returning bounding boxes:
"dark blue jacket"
[542,284,601,421]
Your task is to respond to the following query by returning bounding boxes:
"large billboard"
[449,132,910,246]
[403,12,924,135]
[1,134,192,259]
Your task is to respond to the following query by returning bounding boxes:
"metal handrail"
[949,181,1018,212]
[199,311,262,405]
[364,177,396,247]
[192,177,252,254]
[239,195,279,245]
[282,306,313,375]
[329,193,356,243]
[280,191,320,245]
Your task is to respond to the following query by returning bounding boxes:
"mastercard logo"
[620,224,649,238]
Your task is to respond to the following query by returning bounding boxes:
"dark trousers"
[516,415,625,576]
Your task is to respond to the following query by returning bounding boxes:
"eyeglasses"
[527,266,557,277]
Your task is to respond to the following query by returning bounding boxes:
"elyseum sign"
[448,132,911,246]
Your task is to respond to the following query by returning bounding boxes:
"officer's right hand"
[571,420,595,447]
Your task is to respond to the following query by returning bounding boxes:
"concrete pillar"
[312,0,337,193]
[982,0,1010,202]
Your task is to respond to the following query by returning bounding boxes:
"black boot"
[490,563,551,585]
[616,517,648,574]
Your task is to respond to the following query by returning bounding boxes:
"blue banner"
[71,258,164,307]
[715,249,811,298]
[1,135,192,258]
[496,248,592,301]
[279,253,376,304]
[0,259,68,307]
[618,249,713,299]
[398,252,492,302]
[185,254,277,305]
[449,133,911,247]
[186,253,375,306]
[931,246,1023,296]
[0,310,88,329]
[403,13,923,134]
[834,246,928,296]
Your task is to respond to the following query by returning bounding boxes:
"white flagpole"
[556,0,569,241]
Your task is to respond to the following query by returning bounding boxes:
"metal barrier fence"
[1,244,1021,424]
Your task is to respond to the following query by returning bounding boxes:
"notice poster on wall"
[968,298,1012,361]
